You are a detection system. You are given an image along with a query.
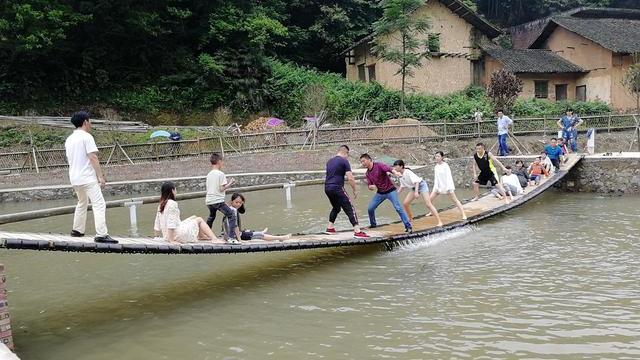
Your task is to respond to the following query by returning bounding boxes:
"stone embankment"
[561,153,640,194]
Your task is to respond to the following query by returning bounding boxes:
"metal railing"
[1,114,637,174]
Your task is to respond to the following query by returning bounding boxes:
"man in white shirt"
[65,111,116,243]
[496,110,513,156]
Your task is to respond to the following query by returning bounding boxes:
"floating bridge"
[0,156,583,255]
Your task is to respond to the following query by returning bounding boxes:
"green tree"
[372,0,430,113]
[622,54,640,113]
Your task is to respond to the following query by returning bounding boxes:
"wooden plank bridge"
[0,156,583,255]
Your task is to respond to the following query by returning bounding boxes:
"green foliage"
[487,69,523,113]
[373,0,431,111]
[622,54,640,111]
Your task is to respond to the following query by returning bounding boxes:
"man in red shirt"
[360,154,412,233]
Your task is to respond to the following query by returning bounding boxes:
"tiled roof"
[484,47,586,74]
[529,10,640,53]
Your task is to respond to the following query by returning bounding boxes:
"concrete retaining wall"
[561,155,640,194]
[0,171,327,203]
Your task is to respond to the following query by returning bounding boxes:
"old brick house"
[345,5,640,110]
[343,0,501,95]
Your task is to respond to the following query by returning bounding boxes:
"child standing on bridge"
[205,153,240,243]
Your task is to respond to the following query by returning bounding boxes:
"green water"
[1,188,639,359]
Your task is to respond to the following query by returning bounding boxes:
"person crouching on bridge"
[544,138,564,171]
[65,111,117,244]
[223,193,291,242]
[324,145,368,239]
[527,157,549,186]
[393,160,443,227]
[430,151,467,221]
[471,143,509,204]
[360,154,412,233]
[154,182,224,243]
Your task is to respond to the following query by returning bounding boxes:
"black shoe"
[70,230,84,237]
[95,235,118,244]
[405,227,413,234]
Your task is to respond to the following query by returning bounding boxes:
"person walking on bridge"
[324,145,368,239]
[471,143,509,204]
[65,111,117,243]
[360,154,412,233]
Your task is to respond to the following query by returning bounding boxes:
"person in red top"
[359,154,412,233]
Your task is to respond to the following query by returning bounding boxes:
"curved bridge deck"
[0,156,583,255]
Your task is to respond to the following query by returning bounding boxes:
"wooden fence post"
[382,124,386,143]
[443,122,448,141]
[196,137,201,154]
[219,136,225,157]
[31,147,39,174]
[477,119,481,138]
[0,264,14,351]
[543,115,547,137]
[608,114,612,133]
[418,123,422,143]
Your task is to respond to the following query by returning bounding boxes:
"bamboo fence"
[0,114,637,174]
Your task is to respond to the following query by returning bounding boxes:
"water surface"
[1,190,639,359]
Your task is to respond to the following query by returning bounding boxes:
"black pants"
[206,202,236,236]
[325,187,358,226]
[550,158,560,171]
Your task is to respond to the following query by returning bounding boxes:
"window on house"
[428,33,441,53]
[367,65,376,82]
[555,84,568,101]
[357,64,366,82]
[535,80,549,99]
[576,85,587,101]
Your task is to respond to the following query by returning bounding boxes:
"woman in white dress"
[430,151,467,221]
[392,160,443,227]
[154,182,224,243]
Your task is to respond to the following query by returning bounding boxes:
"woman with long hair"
[392,159,443,227]
[223,193,291,241]
[430,151,467,221]
[154,182,224,243]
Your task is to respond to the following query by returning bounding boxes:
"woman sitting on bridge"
[223,193,291,242]
[154,182,224,243]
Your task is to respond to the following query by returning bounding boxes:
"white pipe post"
[124,199,144,237]
[283,182,295,209]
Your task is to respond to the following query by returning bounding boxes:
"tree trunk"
[401,33,406,114]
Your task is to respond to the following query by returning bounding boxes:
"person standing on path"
[496,110,513,156]
[557,109,583,152]
[430,151,467,221]
[471,143,509,204]
[65,111,117,243]
[205,153,240,243]
[360,154,412,233]
[324,145,369,239]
